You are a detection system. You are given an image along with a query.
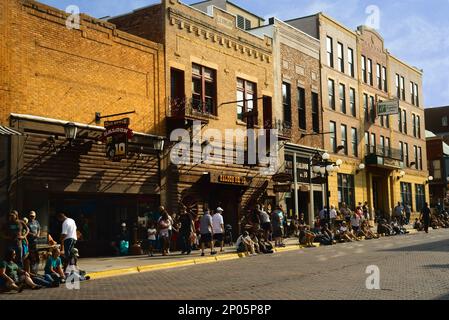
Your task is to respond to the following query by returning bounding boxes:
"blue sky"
[39,0,449,108]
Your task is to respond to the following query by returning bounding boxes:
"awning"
[0,125,22,136]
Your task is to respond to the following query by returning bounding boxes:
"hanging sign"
[102,118,133,162]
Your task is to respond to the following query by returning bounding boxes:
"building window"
[414,145,418,169]
[414,83,419,107]
[365,131,370,154]
[371,133,376,152]
[339,83,346,114]
[338,174,355,210]
[380,136,385,156]
[367,59,373,85]
[443,116,448,127]
[363,93,369,121]
[237,78,257,123]
[404,142,409,167]
[348,48,354,77]
[369,96,375,123]
[386,137,391,157]
[328,79,335,110]
[401,182,413,211]
[410,82,415,105]
[412,114,417,137]
[398,109,402,132]
[399,141,404,164]
[361,56,367,83]
[402,109,407,134]
[401,76,405,100]
[417,115,421,138]
[396,74,400,98]
[312,92,320,133]
[380,113,384,127]
[236,15,251,30]
[192,63,216,115]
[337,42,344,73]
[349,88,356,117]
[330,121,337,153]
[377,64,381,90]
[386,115,390,128]
[432,160,442,179]
[282,82,292,127]
[418,146,423,170]
[341,124,348,155]
[298,87,306,130]
[327,36,334,68]
[382,67,387,92]
[351,127,358,157]
[415,184,426,211]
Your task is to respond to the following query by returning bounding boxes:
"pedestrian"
[147,222,157,257]
[178,206,194,255]
[27,211,41,253]
[20,217,30,264]
[200,209,216,256]
[0,248,41,292]
[23,250,56,288]
[56,213,77,270]
[44,247,66,285]
[404,204,411,225]
[350,212,361,235]
[393,202,404,224]
[420,203,431,234]
[2,211,24,268]
[340,203,352,223]
[258,204,271,241]
[329,205,337,229]
[362,202,369,220]
[158,211,171,256]
[212,207,225,252]
[271,205,285,247]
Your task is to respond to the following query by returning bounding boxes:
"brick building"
[425,106,449,145]
[0,0,165,256]
[426,130,449,208]
[110,0,275,233]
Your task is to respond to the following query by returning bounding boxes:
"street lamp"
[356,163,366,174]
[311,151,339,222]
[64,122,77,145]
[426,176,434,184]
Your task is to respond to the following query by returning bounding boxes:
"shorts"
[213,233,223,242]
[148,239,157,247]
[262,222,271,231]
[200,233,212,243]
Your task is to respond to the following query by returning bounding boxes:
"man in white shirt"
[212,207,225,252]
[57,213,77,270]
[329,205,337,229]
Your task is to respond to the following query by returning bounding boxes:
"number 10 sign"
[102,118,134,162]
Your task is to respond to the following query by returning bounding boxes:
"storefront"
[7,114,164,256]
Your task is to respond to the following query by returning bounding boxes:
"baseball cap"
[216,207,224,212]
[121,223,126,227]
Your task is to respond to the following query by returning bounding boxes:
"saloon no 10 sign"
[102,118,133,162]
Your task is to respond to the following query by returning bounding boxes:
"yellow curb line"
[86,244,312,280]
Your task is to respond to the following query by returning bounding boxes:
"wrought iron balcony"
[167,97,213,123]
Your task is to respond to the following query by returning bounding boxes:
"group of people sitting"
[414,210,449,231]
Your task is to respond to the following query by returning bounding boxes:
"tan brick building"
[0,0,166,256]
[111,0,275,233]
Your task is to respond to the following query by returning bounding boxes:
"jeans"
[64,238,77,264]
[32,275,54,288]
[180,232,191,253]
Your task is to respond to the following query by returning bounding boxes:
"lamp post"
[312,151,341,222]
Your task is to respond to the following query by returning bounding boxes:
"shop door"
[210,186,239,236]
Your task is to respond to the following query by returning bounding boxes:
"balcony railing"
[167,97,213,122]
[365,146,402,161]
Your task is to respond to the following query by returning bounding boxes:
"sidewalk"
[79,238,303,280]
[77,227,419,280]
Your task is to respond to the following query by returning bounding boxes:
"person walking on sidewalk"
[57,213,77,270]
[420,203,431,234]
[212,207,225,253]
[158,211,171,256]
[27,211,40,253]
[200,209,216,256]
[393,202,404,225]
[179,206,194,255]
[258,204,271,241]
[271,206,285,248]
[147,222,157,257]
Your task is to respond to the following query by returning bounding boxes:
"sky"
[39,0,449,108]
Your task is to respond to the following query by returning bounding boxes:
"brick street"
[3,229,449,300]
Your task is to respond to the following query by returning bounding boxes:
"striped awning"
[0,125,22,136]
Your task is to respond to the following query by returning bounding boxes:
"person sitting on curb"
[298,214,315,247]
[23,251,56,288]
[257,231,274,254]
[0,249,42,292]
[377,218,393,236]
[336,221,357,242]
[414,218,424,231]
[360,220,379,239]
[235,231,257,256]
[44,248,66,285]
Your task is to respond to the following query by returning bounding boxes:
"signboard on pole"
[377,100,399,116]
[102,118,133,162]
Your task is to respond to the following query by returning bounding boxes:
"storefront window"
[401,182,413,211]
[338,174,355,210]
[415,184,426,211]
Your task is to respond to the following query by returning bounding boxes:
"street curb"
[87,231,420,280]
[86,242,319,280]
